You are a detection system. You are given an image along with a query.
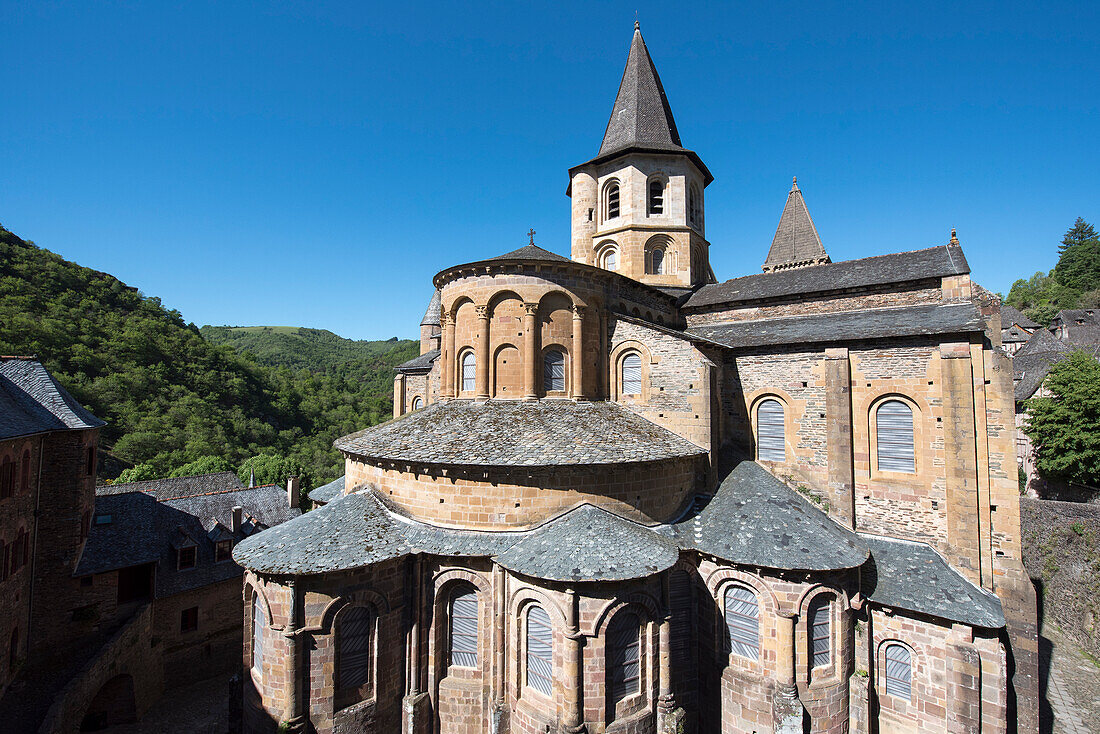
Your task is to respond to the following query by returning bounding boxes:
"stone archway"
[80,674,137,731]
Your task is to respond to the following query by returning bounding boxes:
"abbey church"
[235,25,1039,734]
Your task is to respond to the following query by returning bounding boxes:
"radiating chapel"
[235,26,1038,734]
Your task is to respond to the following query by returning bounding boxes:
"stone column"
[773,612,804,734]
[282,579,307,733]
[441,313,455,399]
[657,573,684,734]
[475,305,490,400]
[941,341,982,584]
[523,303,539,401]
[561,588,587,734]
[825,347,856,528]
[571,305,586,399]
[394,374,406,418]
[403,557,430,734]
[946,624,982,733]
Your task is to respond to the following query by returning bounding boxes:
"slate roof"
[570,25,712,184]
[492,244,573,263]
[1000,305,1039,330]
[1002,325,1032,343]
[861,534,1005,628]
[684,245,970,310]
[334,400,706,467]
[96,471,243,499]
[686,303,984,350]
[670,461,869,571]
[420,289,441,327]
[308,474,345,505]
[77,482,300,597]
[234,491,674,581]
[395,349,439,373]
[0,358,105,440]
[762,179,830,272]
[1013,329,1073,401]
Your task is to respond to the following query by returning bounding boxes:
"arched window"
[621,353,642,396]
[605,181,621,220]
[724,585,760,660]
[543,350,565,393]
[689,184,701,229]
[526,605,553,695]
[251,594,265,673]
[0,457,12,499]
[411,396,423,411]
[809,596,832,670]
[877,400,915,473]
[449,588,479,668]
[756,399,785,462]
[651,248,665,274]
[20,450,30,492]
[608,612,641,702]
[461,351,476,393]
[648,179,664,215]
[337,606,373,691]
[884,643,912,699]
[599,247,619,271]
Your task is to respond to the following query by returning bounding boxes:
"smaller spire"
[791,176,798,191]
[635,19,640,31]
[950,228,960,246]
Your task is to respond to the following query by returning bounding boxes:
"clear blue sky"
[3,1,1097,340]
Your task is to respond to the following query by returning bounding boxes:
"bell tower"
[568,23,715,288]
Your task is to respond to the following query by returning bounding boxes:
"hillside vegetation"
[201,325,412,372]
[1006,218,1100,325]
[0,223,416,489]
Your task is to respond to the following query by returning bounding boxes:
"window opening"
[648,180,664,215]
[877,400,915,473]
[607,183,620,219]
[609,612,641,702]
[338,606,373,690]
[180,606,199,632]
[544,350,565,393]
[651,248,664,275]
[252,595,265,672]
[461,352,476,393]
[621,353,642,395]
[724,585,761,660]
[449,588,479,668]
[756,399,785,462]
[810,597,831,669]
[178,545,196,570]
[884,644,912,699]
[526,605,553,695]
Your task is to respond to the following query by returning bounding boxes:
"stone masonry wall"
[0,434,39,694]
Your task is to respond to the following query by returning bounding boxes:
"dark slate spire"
[598,23,684,157]
[762,177,831,273]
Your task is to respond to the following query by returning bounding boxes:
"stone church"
[235,25,1038,734]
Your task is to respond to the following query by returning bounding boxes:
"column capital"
[523,302,540,315]
[571,304,586,318]
[475,304,490,319]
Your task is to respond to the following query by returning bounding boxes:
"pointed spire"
[950,228,960,245]
[598,25,683,157]
[762,177,831,272]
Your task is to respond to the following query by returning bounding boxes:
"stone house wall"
[0,434,39,694]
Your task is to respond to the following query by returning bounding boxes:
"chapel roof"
[0,358,105,440]
[686,302,984,350]
[394,348,439,373]
[684,245,970,310]
[420,289,442,327]
[761,178,830,272]
[308,474,345,505]
[493,243,573,263]
[333,399,706,467]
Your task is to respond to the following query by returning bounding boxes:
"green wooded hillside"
[0,223,416,488]
[201,325,412,371]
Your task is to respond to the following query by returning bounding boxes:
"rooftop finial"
[635,10,639,31]
[527,228,536,246]
[791,176,799,191]
[950,228,960,245]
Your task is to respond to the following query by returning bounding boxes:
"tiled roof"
[0,358,105,440]
[234,490,675,581]
[96,471,243,499]
[685,245,970,309]
[861,534,1005,628]
[1013,329,1074,401]
[762,179,829,272]
[395,349,439,373]
[687,303,984,349]
[670,461,869,571]
[308,474,344,504]
[1000,305,1039,330]
[496,504,678,582]
[420,289,442,327]
[492,244,572,263]
[76,483,299,597]
[334,399,706,467]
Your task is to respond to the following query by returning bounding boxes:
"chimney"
[287,476,300,508]
[231,506,243,533]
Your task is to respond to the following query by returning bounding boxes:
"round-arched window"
[651,248,664,274]
[608,612,641,702]
[876,399,915,473]
[648,179,664,215]
[601,248,618,271]
[756,399,785,462]
[884,643,912,699]
[604,181,621,220]
[543,350,565,393]
[621,353,642,395]
[411,396,423,410]
[461,352,476,393]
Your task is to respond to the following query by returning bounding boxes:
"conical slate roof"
[762,178,830,273]
[599,23,683,157]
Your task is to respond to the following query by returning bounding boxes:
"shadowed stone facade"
[235,25,1038,734]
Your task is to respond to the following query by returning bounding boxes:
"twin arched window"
[650,248,665,274]
[411,396,423,411]
[809,596,832,670]
[608,612,641,702]
[600,247,619,271]
[884,643,913,699]
[251,595,265,673]
[605,181,621,220]
[876,399,915,473]
[461,352,476,393]
[526,605,553,695]
[543,350,565,393]
[449,588,478,668]
[756,399,785,462]
[724,585,761,660]
[337,605,373,691]
[648,179,664,215]
[621,353,642,396]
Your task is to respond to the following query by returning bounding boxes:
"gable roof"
[394,348,439,373]
[1013,329,1074,401]
[1000,304,1039,330]
[761,178,830,272]
[420,289,441,327]
[0,358,105,440]
[685,245,970,310]
[308,474,345,505]
[96,471,243,499]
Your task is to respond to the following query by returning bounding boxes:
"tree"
[168,455,234,478]
[1053,217,1100,294]
[1024,351,1100,487]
